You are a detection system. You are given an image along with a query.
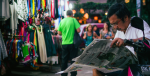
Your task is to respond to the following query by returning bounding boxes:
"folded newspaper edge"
[57,39,138,74]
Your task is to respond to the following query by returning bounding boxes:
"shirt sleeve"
[73,18,80,29]
[57,22,62,32]
[143,20,150,39]
[114,30,119,39]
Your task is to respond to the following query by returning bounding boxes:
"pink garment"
[128,67,133,76]
[51,0,55,18]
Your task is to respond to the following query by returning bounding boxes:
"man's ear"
[124,15,129,22]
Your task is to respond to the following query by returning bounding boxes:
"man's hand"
[111,38,125,47]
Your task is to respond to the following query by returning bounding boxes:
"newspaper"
[57,39,138,74]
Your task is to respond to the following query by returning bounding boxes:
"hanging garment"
[43,24,56,57]
[34,0,37,17]
[10,1,18,36]
[51,0,55,18]
[33,24,47,63]
[17,0,28,21]
[32,0,35,20]
[54,0,58,18]
[0,0,10,21]
[38,0,40,11]
[0,30,8,61]
[27,0,29,17]
[42,0,45,11]
[48,0,51,17]
[21,44,30,63]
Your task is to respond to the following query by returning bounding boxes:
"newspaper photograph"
[57,39,138,74]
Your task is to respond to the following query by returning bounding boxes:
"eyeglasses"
[110,19,121,26]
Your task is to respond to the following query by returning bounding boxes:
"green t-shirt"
[57,17,80,45]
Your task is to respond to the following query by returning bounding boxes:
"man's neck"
[67,16,72,17]
[124,18,131,33]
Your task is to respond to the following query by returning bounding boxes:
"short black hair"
[107,3,131,22]
[93,25,97,28]
[67,10,73,16]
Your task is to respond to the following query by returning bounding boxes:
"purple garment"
[38,0,40,11]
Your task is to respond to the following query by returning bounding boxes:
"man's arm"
[76,28,80,33]
[110,37,150,47]
[58,31,62,35]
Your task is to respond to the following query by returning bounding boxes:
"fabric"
[54,0,59,18]
[34,0,37,17]
[10,1,18,35]
[0,0,10,21]
[57,17,80,45]
[51,0,55,18]
[32,0,35,20]
[21,44,30,63]
[30,0,33,16]
[42,0,45,11]
[114,19,150,55]
[43,24,56,57]
[0,30,8,61]
[38,0,40,11]
[17,0,28,21]
[85,32,93,46]
[47,0,51,17]
[33,24,47,63]
[61,44,77,76]
[100,29,112,39]
[15,40,18,62]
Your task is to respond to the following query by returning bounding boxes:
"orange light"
[125,0,130,3]
[79,19,82,23]
[77,17,79,19]
[143,0,146,5]
[84,13,89,19]
[80,8,85,14]
[94,16,98,21]
[72,10,76,14]
[98,20,101,23]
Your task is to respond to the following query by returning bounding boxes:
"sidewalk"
[11,64,93,76]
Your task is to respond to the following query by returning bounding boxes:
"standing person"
[93,25,100,36]
[93,3,150,76]
[57,10,80,76]
[83,24,98,47]
[99,22,113,39]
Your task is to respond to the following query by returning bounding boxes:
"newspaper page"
[57,39,138,74]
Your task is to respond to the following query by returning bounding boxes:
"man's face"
[108,14,126,31]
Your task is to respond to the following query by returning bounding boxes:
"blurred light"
[79,19,82,23]
[72,10,76,14]
[84,13,89,19]
[77,17,79,19]
[80,8,85,14]
[105,12,108,15]
[125,0,130,3]
[69,3,73,9]
[94,16,98,21]
[61,0,64,6]
[143,0,146,5]
[98,20,101,23]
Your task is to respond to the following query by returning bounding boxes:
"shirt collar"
[126,23,132,31]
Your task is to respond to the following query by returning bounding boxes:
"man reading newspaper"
[93,3,150,76]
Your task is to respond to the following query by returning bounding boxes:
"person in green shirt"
[57,10,80,76]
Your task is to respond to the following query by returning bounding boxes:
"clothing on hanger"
[33,24,47,63]
[0,0,10,21]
